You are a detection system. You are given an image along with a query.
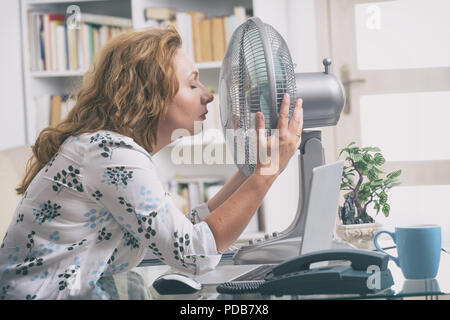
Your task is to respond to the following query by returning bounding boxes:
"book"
[80,13,132,28]
[50,19,64,70]
[88,24,95,64]
[92,26,99,58]
[35,94,76,134]
[198,18,212,62]
[34,12,45,71]
[223,16,232,49]
[59,94,76,121]
[144,7,176,21]
[48,14,65,71]
[28,12,40,71]
[211,17,226,62]
[79,23,90,70]
[175,11,194,61]
[42,14,51,71]
[234,6,247,26]
[189,11,206,63]
[55,24,67,71]
[50,95,62,127]
[66,24,78,70]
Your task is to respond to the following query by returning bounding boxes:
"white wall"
[253,0,319,233]
[0,0,27,151]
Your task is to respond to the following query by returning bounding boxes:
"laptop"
[194,161,345,285]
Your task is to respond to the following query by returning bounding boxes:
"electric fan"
[218,17,346,264]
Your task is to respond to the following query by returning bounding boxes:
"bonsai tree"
[338,142,402,225]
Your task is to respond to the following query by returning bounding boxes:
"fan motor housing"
[295,67,346,128]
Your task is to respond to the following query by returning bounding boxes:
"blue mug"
[374,225,441,279]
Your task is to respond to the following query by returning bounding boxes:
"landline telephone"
[217,249,394,296]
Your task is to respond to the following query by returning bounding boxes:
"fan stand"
[233,130,328,264]
[283,130,324,239]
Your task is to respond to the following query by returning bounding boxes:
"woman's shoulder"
[76,130,134,144]
[63,130,153,162]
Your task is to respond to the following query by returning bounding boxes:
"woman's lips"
[200,111,208,120]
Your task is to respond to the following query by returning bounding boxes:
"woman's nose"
[202,90,214,105]
[206,93,214,104]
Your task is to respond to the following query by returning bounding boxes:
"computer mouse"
[152,273,202,295]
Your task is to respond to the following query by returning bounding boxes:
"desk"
[112,251,450,300]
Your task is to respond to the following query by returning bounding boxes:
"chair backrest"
[0,145,32,240]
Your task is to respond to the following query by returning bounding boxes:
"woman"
[0,26,303,299]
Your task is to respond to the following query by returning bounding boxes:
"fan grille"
[219,18,296,176]
[265,24,297,120]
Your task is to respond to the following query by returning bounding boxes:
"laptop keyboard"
[232,264,276,281]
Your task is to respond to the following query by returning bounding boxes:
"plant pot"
[335,222,383,250]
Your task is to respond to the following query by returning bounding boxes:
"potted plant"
[335,142,402,248]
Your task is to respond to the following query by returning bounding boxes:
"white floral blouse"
[0,130,221,300]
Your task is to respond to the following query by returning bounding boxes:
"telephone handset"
[217,249,394,296]
[267,248,389,278]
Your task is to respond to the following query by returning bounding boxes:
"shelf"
[29,61,222,78]
[30,70,87,78]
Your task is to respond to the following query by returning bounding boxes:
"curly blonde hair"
[17,26,182,195]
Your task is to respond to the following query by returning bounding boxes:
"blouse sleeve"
[82,133,221,275]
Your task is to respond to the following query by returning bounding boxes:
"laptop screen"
[300,161,344,255]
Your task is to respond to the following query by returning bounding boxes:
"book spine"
[211,17,225,61]
[144,7,176,21]
[77,27,84,70]
[56,24,67,71]
[42,14,51,71]
[50,95,62,127]
[66,25,77,70]
[234,6,246,26]
[50,21,57,71]
[27,12,36,71]
[189,12,205,63]
[92,26,99,57]
[199,18,212,62]
[224,16,231,48]
[36,14,45,71]
[48,14,65,71]
[80,13,132,28]
[175,12,195,62]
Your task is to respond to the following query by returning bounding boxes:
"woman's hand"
[254,93,303,177]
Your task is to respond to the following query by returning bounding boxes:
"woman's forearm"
[206,170,248,212]
[203,173,277,253]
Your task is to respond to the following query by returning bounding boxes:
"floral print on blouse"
[0,130,221,299]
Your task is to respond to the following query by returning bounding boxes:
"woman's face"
[164,48,214,138]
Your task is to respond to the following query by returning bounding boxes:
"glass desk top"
[113,250,450,300]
